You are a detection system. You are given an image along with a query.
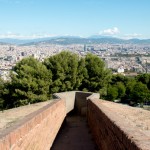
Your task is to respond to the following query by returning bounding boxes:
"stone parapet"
[0,99,66,150]
[87,99,150,150]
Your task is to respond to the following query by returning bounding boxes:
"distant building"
[0,71,10,81]
[8,46,14,51]
[84,44,86,52]
[5,56,13,61]
[91,46,94,51]
[32,53,39,59]
[21,52,27,56]
[117,66,124,73]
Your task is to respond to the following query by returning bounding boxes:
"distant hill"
[0,36,150,45]
[0,36,82,45]
[0,42,8,45]
[127,38,150,44]
[0,38,53,45]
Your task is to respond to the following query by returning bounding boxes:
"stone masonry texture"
[0,92,150,150]
[87,99,150,150]
[0,99,66,150]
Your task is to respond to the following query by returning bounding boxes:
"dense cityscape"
[0,40,150,80]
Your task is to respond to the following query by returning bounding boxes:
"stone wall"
[1,92,149,150]
[53,91,76,113]
[53,91,99,115]
[75,92,92,115]
[0,99,66,150]
[87,99,150,150]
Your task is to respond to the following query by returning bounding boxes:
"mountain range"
[0,35,150,45]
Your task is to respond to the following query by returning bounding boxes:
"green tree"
[115,82,126,99]
[111,74,129,85]
[81,53,112,95]
[136,73,150,89]
[0,78,5,110]
[44,51,81,93]
[76,57,87,89]
[107,85,118,101]
[131,82,149,104]
[3,57,52,108]
[125,79,136,98]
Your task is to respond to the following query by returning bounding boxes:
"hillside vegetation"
[0,51,150,110]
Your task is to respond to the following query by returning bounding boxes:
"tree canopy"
[3,57,52,108]
[130,82,150,104]
[80,53,112,95]
[44,51,82,93]
[0,51,150,110]
[0,78,5,109]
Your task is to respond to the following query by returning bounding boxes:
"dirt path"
[51,115,98,150]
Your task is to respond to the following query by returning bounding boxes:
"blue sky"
[0,0,150,39]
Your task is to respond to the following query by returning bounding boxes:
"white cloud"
[0,32,58,39]
[123,33,142,39]
[0,32,20,38]
[100,27,120,35]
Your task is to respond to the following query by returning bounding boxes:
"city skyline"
[0,0,150,39]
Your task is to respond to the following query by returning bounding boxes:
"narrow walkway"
[51,115,98,150]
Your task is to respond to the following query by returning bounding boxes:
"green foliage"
[111,74,129,85]
[1,51,150,110]
[130,82,149,104]
[76,58,87,89]
[106,82,126,101]
[125,78,136,98]
[3,57,52,108]
[136,74,150,89]
[115,82,126,98]
[107,85,118,101]
[44,51,81,93]
[107,74,150,104]
[0,78,5,110]
[44,52,111,96]
[80,53,112,94]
